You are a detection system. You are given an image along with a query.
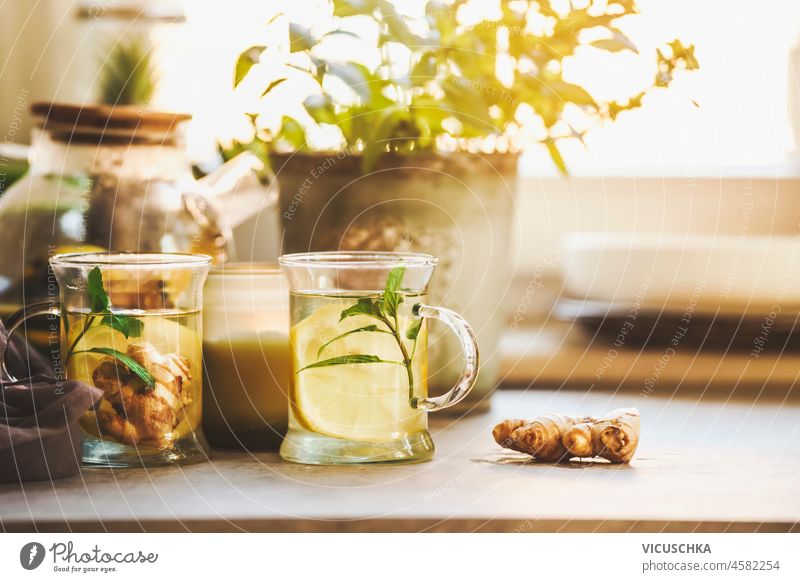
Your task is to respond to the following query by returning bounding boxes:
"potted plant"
[228,0,698,412]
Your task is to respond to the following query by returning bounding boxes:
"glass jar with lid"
[0,102,269,351]
[202,264,290,449]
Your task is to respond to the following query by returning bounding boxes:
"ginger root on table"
[493,408,640,463]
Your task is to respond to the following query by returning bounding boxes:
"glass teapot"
[0,102,273,348]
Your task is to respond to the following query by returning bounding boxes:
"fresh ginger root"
[493,408,640,463]
[92,342,192,449]
[491,419,527,452]
[493,414,591,461]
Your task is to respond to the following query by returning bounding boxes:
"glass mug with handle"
[1,252,211,467]
[279,252,479,464]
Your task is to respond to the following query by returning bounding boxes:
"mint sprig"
[316,324,390,359]
[72,347,156,391]
[65,267,153,389]
[87,266,110,313]
[298,266,423,404]
[382,267,405,318]
[338,298,383,322]
[298,354,402,372]
[100,313,144,339]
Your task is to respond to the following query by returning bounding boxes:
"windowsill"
[518,161,800,179]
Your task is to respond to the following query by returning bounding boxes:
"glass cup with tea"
[279,251,479,465]
[2,252,211,467]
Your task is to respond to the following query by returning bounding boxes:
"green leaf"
[608,0,638,13]
[427,1,456,42]
[316,324,390,358]
[591,38,632,53]
[333,0,374,17]
[260,77,287,97]
[340,298,383,321]
[235,45,266,88]
[290,23,317,52]
[411,51,438,79]
[375,0,421,46]
[298,354,401,372]
[74,347,155,390]
[275,116,306,149]
[669,40,699,70]
[410,95,451,139]
[545,140,568,175]
[451,47,494,80]
[323,61,372,101]
[87,267,144,338]
[227,0,698,186]
[362,107,408,172]
[322,29,360,41]
[383,266,405,318]
[548,77,597,107]
[441,79,496,133]
[608,91,644,120]
[266,12,284,26]
[100,313,143,339]
[304,95,338,125]
[87,266,110,314]
[591,28,638,54]
[405,317,423,341]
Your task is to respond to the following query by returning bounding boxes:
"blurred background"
[2,0,800,400]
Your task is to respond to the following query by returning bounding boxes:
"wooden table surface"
[2,389,799,532]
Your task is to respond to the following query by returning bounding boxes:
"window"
[521,0,800,176]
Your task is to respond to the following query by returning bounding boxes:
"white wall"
[515,175,800,272]
[0,0,91,137]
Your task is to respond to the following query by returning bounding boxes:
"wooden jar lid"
[31,102,191,144]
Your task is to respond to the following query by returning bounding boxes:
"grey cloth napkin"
[0,319,102,483]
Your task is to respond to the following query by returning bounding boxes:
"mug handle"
[411,303,479,411]
[1,300,61,383]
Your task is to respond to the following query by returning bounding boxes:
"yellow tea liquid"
[288,291,428,444]
[202,331,291,449]
[66,309,202,454]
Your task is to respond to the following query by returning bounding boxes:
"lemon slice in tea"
[290,303,425,442]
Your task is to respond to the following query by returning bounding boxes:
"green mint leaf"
[340,298,383,322]
[383,266,406,318]
[75,347,155,390]
[406,318,423,341]
[87,267,145,339]
[87,266,110,313]
[317,324,390,358]
[298,354,403,372]
[325,267,418,397]
[100,313,143,339]
[384,266,405,294]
